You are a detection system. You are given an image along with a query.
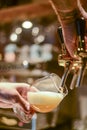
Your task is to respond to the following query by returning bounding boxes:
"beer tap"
[57,26,72,67]
[76,57,86,88]
[75,17,87,88]
[57,18,87,90]
[59,61,71,88]
[57,26,66,55]
[57,24,86,90]
[76,17,87,57]
[57,27,72,88]
[70,18,87,89]
[70,68,79,90]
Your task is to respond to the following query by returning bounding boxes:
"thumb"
[17,93,30,111]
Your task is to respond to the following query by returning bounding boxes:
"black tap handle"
[57,26,64,43]
[76,18,86,38]
[76,18,86,52]
[57,26,68,55]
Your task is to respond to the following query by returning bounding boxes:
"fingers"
[0,82,35,122]
[50,0,78,59]
[62,22,78,59]
[15,83,30,88]
[17,92,30,111]
[16,83,30,100]
[11,83,30,89]
[14,94,35,123]
[29,86,39,92]
[0,82,30,89]
[0,101,13,108]
[77,0,87,19]
[13,104,35,123]
[0,82,30,111]
[17,86,39,110]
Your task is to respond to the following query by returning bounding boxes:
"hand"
[61,21,78,59]
[50,0,87,60]
[0,82,35,121]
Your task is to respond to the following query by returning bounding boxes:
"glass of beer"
[27,73,68,113]
[13,73,68,123]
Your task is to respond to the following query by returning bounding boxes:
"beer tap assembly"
[75,17,87,88]
[57,27,73,89]
[57,17,87,90]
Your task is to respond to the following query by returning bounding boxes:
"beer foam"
[27,91,63,105]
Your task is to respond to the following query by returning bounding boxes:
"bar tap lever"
[76,17,86,56]
[57,27,73,89]
[59,61,71,88]
[70,68,79,90]
[57,26,64,44]
[76,57,87,88]
[57,26,72,67]
[57,26,69,56]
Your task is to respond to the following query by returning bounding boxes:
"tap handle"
[76,17,86,53]
[57,26,64,43]
[57,26,73,67]
[57,26,69,56]
[76,18,86,38]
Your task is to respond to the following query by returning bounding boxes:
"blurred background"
[0,0,87,130]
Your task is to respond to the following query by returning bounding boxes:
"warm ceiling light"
[34,35,45,44]
[10,33,18,42]
[23,60,28,65]
[32,27,39,36]
[22,21,33,29]
[15,27,22,34]
[23,60,29,68]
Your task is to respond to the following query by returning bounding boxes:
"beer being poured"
[27,91,63,113]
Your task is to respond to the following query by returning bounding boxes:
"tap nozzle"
[59,61,72,88]
[76,57,87,88]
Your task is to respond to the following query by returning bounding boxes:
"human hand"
[61,21,78,59]
[0,82,35,122]
[50,0,87,60]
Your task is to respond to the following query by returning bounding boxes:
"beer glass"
[13,73,68,123]
[27,73,68,113]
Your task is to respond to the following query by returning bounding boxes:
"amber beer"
[27,91,63,113]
